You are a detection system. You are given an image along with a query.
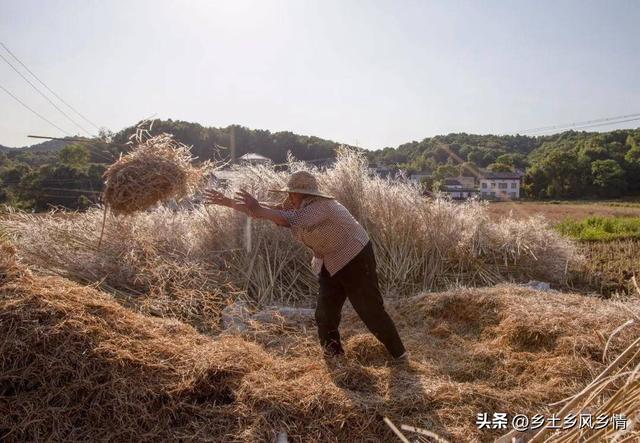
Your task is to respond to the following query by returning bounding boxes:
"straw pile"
[530,285,640,443]
[2,245,639,442]
[102,132,207,215]
[1,208,242,334]
[2,149,580,311]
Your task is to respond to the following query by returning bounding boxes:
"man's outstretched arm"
[233,189,290,226]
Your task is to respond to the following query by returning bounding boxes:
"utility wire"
[517,112,640,134]
[1,42,101,132]
[521,116,640,135]
[553,116,640,132]
[0,50,92,136]
[0,83,71,135]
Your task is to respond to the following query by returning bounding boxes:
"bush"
[556,216,640,241]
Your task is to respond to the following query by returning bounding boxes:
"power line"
[0,83,71,135]
[522,116,640,135]
[517,112,640,134]
[0,50,92,136]
[559,116,640,132]
[1,42,101,132]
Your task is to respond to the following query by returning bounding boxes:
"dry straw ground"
[1,248,639,442]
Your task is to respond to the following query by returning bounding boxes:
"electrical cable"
[0,83,71,135]
[0,51,93,136]
[517,113,640,134]
[1,42,101,131]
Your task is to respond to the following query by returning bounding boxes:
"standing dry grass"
[210,148,579,296]
[2,149,579,316]
[2,207,244,334]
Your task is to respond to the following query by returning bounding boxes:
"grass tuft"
[556,216,640,241]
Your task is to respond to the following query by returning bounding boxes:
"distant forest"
[1,119,639,210]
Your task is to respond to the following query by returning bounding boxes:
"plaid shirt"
[279,198,370,276]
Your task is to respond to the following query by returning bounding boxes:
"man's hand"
[205,188,289,226]
[203,189,232,207]
[234,189,261,215]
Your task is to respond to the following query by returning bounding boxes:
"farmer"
[204,171,407,361]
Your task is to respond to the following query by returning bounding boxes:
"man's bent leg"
[317,265,347,356]
[338,243,406,358]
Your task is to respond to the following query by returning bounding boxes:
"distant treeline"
[1,119,639,210]
[370,129,640,199]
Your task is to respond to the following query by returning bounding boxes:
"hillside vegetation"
[1,120,639,210]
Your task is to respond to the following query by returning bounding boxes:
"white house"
[450,176,475,188]
[478,172,521,200]
[441,178,479,200]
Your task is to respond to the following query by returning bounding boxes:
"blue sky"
[1,0,639,148]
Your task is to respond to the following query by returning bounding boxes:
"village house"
[439,172,522,200]
[478,171,521,200]
[440,177,479,200]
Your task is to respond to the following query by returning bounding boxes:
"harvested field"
[1,250,639,442]
[3,150,638,442]
[568,239,640,297]
[485,202,640,296]
[487,201,640,223]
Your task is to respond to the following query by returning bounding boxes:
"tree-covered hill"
[1,119,639,210]
[367,128,640,199]
[113,120,348,165]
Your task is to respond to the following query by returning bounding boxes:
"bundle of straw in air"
[102,132,207,215]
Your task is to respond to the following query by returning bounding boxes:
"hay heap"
[3,149,580,310]
[2,249,639,442]
[102,133,206,215]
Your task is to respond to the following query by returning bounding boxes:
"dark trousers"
[315,241,406,358]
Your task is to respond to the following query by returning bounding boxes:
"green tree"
[624,135,640,192]
[433,164,459,180]
[624,135,640,164]
[542,150,585,198]
[495,154,514,166]
[18,164,98,210]
[59,144,90,169]
[487,163,513,172]
[523,165,548,199]
[467,150,484,165]
[591,159,626,197]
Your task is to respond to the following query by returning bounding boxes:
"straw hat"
[269,171,334,199]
